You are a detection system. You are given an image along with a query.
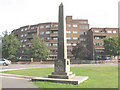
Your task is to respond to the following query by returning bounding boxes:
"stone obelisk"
[48,3,75,79]
[32,3,88,84]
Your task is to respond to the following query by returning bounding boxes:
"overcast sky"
[0,0,119,35]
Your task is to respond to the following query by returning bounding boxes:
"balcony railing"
[27,30,37,33]
[93,33,106,36]
[50,27,58,31]
[50,33,58,37]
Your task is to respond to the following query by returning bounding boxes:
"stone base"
[48,74,75,79]
[32,76,88,85]
[48,71,75,79]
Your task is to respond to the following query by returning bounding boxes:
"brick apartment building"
[12,16,120,61]
[88,28,119,60]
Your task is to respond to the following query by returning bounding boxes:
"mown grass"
[2,66,118,88]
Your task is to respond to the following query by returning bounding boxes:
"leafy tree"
[71,43,91,60]
[2,31,21,62]
[104,37,119,57]
[118,37,120,55]
[28,36,50,61]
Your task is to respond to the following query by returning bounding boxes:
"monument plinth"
[32,3,88,85]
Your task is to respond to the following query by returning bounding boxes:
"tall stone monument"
[48,3,75,79]
[32,3,88,85]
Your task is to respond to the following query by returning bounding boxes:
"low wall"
[12,59,119,64]
[70,59,119,64]
[13,60,54,64]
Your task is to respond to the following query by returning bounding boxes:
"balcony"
[50,27,58,31]
[94,46,104,49]
[50,40,58,43]
[26,35,33,39]
[93,33,106,36]
[50,33,58,37]
[27,30,37,34]
[49,46,58,49]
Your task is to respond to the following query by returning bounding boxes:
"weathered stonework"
[48,58,75,79]
[48,3,75,79]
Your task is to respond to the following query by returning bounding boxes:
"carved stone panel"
[55,60,65,72]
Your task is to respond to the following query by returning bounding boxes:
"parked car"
[0,58,11,66]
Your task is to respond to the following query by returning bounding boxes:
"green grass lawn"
[2,66,118,88]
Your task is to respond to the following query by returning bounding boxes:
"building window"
[66,37,71,40]
[113,30,117,33]
[40,25,44,29]
[25,28,28,31]
[40,31,44,35]
[80,38,86,41]
[95,49,104,52]
[50,49,57,53]
[83,44,87,47]
[24,39,27,42]
[80,32,84,35]
[53,37,58,40]
[81,21,87,24]
[66,31,71,33]
[46,31,50,34]
[46,25,50,28]
[53,31,58,34]
[94,30,100,33]
[67,49,71,53]
[21,29,24,32]
[100,43,102,46]
[67,24,71,27]
[40,38,44,40]
[21,40,23,42]
[73,31,78,33]
[73,37,78,40]
[95,43,98,46]
[21,34,24,37]
[95,43,102,46]
[24,34,27,36]
[32,33,34,36]
[84,32,87,35]
[95,37,100,39]
[31,27,34,29]
[73,43,77,46]
[67,43,71,46]
[46,42,49,46]
[79,26,88,29]
[46,37,50,40]
[54,25,58,27]
[53,43,57,46]
[23,45,25,47]
[73,24,78,27]
[107,30,112,33]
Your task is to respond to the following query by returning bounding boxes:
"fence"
[70,59,119,64]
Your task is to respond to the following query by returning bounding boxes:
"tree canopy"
[118,37,120,55]
[28,36,50,60]
[2,31,21,61]
[104,37,119,57]
[71,43,90,60]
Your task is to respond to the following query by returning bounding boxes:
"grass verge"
[2,66,118,88]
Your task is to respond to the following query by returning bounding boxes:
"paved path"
[2,77,38,88]
[1,73,39,88]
